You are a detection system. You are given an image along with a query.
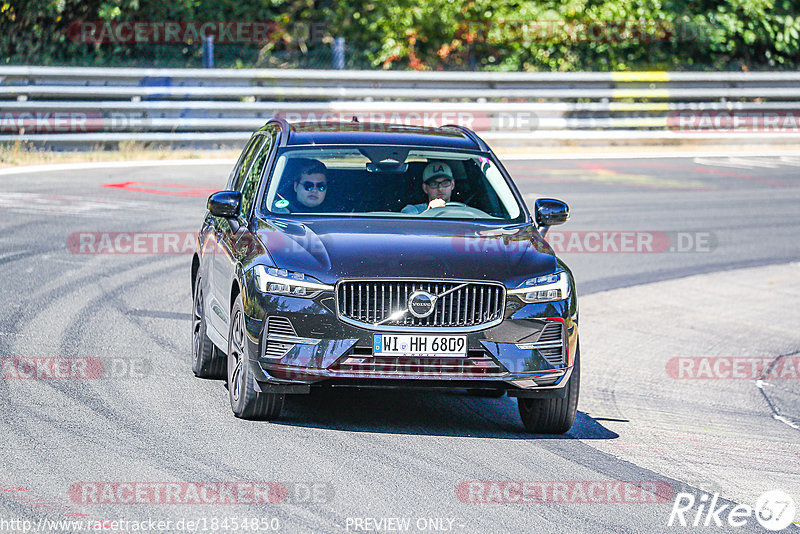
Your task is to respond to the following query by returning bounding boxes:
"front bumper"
[240,285,578,397]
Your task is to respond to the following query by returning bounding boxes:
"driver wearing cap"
[401,162,456,214]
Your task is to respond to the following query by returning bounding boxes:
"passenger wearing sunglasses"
[401,162,456,214]
[292,160,328,211]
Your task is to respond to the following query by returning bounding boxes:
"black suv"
[192,120,579,434]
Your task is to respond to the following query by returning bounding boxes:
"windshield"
[261,146,524,221]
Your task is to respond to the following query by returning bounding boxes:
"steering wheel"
[423,201,466,210]
[425,202,490,218]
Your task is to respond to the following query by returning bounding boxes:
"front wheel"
[227,294,284,420]
[518,345,580,434]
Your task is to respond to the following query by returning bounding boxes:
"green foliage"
[320,0,800,70]
[0,0,293,67]
[1,0,798,69]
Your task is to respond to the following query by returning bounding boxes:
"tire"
[517,344,580,434]
[466,389,505,398]
[192,275,226,379]
[227,294,284,420]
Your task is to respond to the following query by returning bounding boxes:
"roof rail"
[266,117,291,146]
[441,124,489,151]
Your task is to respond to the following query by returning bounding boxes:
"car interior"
[271,156,509,218]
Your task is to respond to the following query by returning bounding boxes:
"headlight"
[253,266,333,298]
[507,271,570,303]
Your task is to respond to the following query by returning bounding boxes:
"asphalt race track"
[0,154,798,533]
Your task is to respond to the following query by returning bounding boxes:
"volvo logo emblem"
[408,291,436,318]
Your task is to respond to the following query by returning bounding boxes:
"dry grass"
[0,140,239,168]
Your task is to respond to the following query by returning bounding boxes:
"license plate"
[373,334,466,356]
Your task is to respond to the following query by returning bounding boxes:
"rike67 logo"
[668,490,796,531]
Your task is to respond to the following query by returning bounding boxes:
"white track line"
[774,415,800,430]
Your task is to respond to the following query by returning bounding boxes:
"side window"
[239,133,273,218]
[228,135,261,191]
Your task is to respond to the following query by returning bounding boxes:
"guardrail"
[2,66,800,150]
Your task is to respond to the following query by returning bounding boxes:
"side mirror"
[207,190,242,218]
[534,198,569,236]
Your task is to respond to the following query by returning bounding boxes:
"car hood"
[255,217,557,286]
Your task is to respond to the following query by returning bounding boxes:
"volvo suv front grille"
[336,280,505,330]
